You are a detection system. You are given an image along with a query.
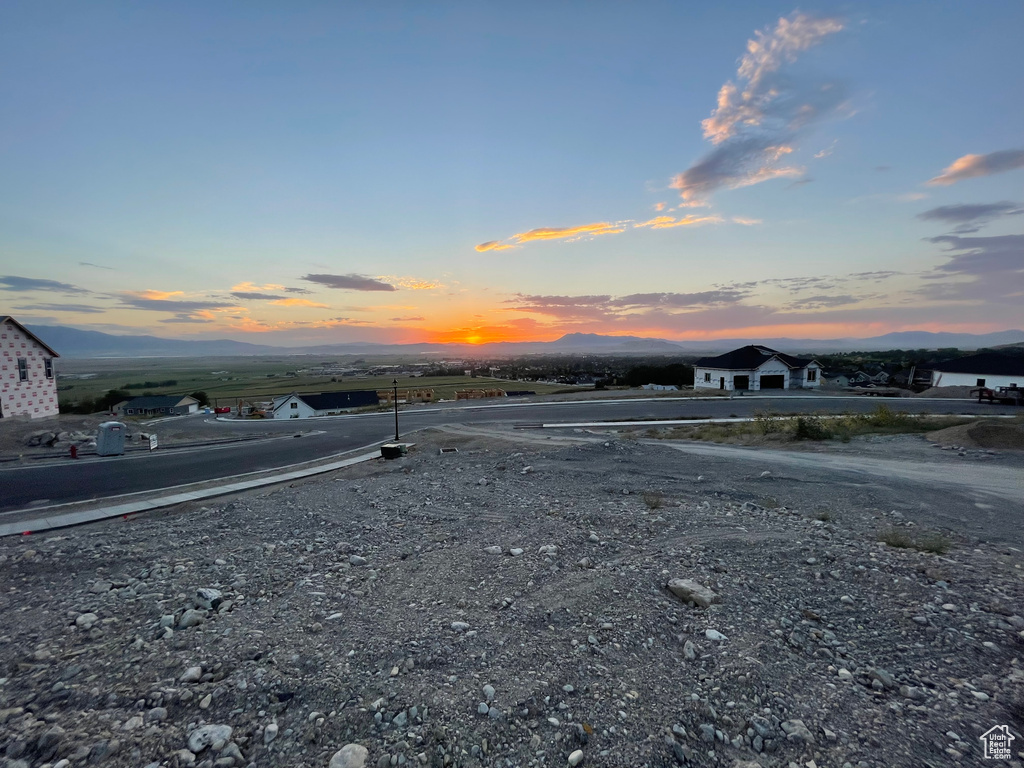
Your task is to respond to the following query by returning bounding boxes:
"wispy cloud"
[0,276,89,294]
[269,298,330,308]
[928,149,1024,186]
[672,12,845,203]
[634,215,722,229]
[786,294,860,309]
[79,261,113,270]
[390,316,425,322]
[609,290,750,307]
[379,276,444,290]
[917,201,1023,233]
[231,292,287,300]
[232,282,285,292]
[915,234,1024,304]
[118,291,241,314]
[475,240,516,252]
[13,303,106,314]
[232,281,312,296]
[300,273,397,292]
[476,222,626,251]
[731,216,763,226]
[160,315,215,324]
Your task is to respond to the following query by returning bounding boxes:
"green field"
[55,355,570,409]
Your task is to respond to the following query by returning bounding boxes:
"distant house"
[822,372,850,387]
[0,316,60,419]
[930,353,1024,389]
[272,390,379,419]
[113,395,199,417]
[694,345,821,391]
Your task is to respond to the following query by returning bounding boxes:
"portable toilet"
[96,422,127,456]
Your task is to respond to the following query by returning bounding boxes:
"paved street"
[1,394,1018,512]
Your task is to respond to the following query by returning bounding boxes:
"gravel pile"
[0,431,1022,768]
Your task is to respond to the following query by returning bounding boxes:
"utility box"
[96,421,127,456]
[380,443,407,460]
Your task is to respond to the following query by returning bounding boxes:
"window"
[977,378,986,387]
[290,401,298,408]
[127,409,134,414]
[17,358,27,381]
[806,369,817,382]
[703,372,711,382]
[44,358,53,378]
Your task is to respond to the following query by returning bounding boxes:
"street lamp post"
[392,378,400,440]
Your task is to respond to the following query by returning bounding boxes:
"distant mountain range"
[24,324,1024,359]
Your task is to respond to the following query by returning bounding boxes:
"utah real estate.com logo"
[980,725,1015,760]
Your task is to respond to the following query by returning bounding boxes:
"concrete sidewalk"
[0,448,391,537]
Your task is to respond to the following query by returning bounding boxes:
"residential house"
[694,345,821,391]
[930,353,1024,389]
[113,395,200,417]
[0,316,60,419]
[272,390,379,419]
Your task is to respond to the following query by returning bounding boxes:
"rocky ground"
[1,429,1022,768]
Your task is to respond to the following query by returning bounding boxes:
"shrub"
[916,533,952,554]
[878,527,915,549]
[642,491,665,510]
[793,415,833,441]
[878,527,952,554]
[754,410,783,435]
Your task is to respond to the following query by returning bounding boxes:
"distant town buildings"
[0,316,60,419]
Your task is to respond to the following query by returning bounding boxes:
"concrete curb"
[538,413,1022,429]
[0,449,385,538]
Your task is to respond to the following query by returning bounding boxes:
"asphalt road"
[1,394,1018,512]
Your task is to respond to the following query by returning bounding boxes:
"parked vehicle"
[214,406,231,414]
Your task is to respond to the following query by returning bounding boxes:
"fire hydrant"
[70,444,78,460]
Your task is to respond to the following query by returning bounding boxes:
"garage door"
[760,375,786,389]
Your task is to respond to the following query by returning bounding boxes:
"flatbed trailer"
[971,386,1023,405]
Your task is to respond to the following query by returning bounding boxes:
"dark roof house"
[299,391,379,410]
[695,345,814,370]
[114,395,199,416]
[694,345,821,391]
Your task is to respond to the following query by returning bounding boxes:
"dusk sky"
[2,2,1022,346]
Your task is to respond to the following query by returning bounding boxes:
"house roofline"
[0,316,60,358]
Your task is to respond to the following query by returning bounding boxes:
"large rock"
[667,579,719,608]
[187,724,233,753]
[329,744,369,768]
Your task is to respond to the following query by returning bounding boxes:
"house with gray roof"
[694,345,821,391]
[112,395,199,417]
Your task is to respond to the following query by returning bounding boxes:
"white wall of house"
[1,321,58,419]
[695,367,739,390]
[695,360,820,390]
[795,363,822,388]
[273,395,316,419]
[931,370,1022,389]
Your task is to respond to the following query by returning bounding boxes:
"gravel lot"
[1,429,1022,768]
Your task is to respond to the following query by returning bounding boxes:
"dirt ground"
[0,429,1022,768]
[927,419,1024,451]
